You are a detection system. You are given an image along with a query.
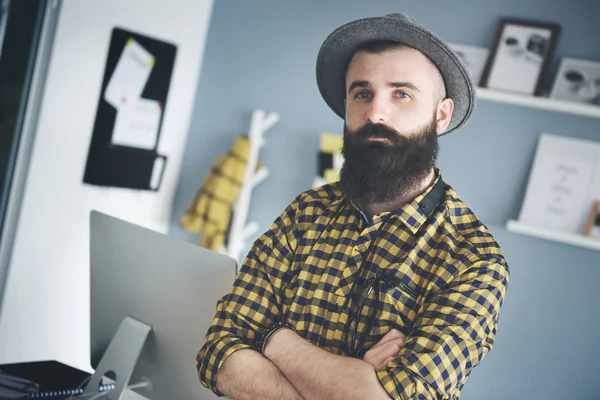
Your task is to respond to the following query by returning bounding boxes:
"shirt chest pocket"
[377,280,423,336]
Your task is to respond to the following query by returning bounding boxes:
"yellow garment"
[181,136,259,251]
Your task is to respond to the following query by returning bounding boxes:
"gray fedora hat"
[316,13,475,135]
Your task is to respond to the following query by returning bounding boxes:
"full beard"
[338,117,439,207]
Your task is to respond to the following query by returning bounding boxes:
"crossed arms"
[196,201,509,399]
[216,327,407,400]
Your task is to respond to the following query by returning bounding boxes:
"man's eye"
[396,92,410,99]
[355,91,371,99]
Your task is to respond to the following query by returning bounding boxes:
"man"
[196,13,509,400]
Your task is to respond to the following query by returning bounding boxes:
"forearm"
[265,330,390,400]
[216,348,304,400]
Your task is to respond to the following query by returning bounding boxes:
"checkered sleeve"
[377,256,510,399]
[196,196,300,395]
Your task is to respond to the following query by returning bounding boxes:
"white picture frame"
[518,133,600,234]
[448,43,489,86]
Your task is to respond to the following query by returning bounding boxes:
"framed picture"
[550,58,600,106]
[585,201,600,237]
[517,133,600,234]
[448,43,489,86]
[480,18,560,96]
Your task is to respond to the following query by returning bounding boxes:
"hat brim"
[316,15,475,135]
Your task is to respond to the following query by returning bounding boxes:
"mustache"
[349,122,404,144]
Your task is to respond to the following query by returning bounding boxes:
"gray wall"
[170,1,600,399]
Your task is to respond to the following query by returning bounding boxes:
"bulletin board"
[83,27,177,191]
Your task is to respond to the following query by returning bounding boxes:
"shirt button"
[352,247,359,255]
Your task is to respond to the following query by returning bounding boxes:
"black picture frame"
[480,17,560,96]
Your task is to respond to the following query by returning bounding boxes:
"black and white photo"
[551,58,600,105]
[481,18,560,96]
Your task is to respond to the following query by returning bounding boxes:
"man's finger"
[376,356,394,372]
[371,329,406,350]
[364,337,405,366]
[374,338,404,360]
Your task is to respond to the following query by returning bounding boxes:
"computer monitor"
[87,211,237,399]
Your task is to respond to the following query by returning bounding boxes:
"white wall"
[0,0,213,372]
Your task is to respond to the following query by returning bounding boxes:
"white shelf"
[477,88,600,119]
[506,220,600,251]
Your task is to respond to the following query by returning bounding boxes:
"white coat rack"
[224,109,279,266]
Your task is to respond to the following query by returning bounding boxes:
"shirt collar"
[394,169,446,234]
[346,168,446,234]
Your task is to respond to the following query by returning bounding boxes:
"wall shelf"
[506,220,600,251]
[477,88,600,119]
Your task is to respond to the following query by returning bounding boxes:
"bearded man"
[197,13,510,400]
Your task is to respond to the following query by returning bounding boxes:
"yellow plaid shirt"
[196,170,509,399]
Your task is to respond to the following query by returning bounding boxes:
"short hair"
[348,40,447,102]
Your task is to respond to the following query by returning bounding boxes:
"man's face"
[344,47,446,136]
[338,47,453,206]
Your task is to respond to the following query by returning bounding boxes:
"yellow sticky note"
[320,132,343,153]
[324,168,340,183]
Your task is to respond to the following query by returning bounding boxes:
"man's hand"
[363,329,407,371]
[264,328,390,400]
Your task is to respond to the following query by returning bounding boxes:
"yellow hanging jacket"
[180,136,259,252]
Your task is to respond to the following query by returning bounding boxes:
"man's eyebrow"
[389,81,421,93]
[347,80,422,94]
[348,80,368,94]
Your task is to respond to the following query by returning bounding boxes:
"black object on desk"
[0,360,103,399]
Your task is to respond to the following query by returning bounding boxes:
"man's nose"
[365,95,390,124]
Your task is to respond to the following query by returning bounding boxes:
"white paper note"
[112,98,162,150]
[520,156,594,231]
[104,38,155,109]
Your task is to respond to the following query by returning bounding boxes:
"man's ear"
[436,98,454,135]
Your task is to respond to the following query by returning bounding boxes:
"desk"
[117,388,147,399]
[0,360,149,399]
[0,360,219,399]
